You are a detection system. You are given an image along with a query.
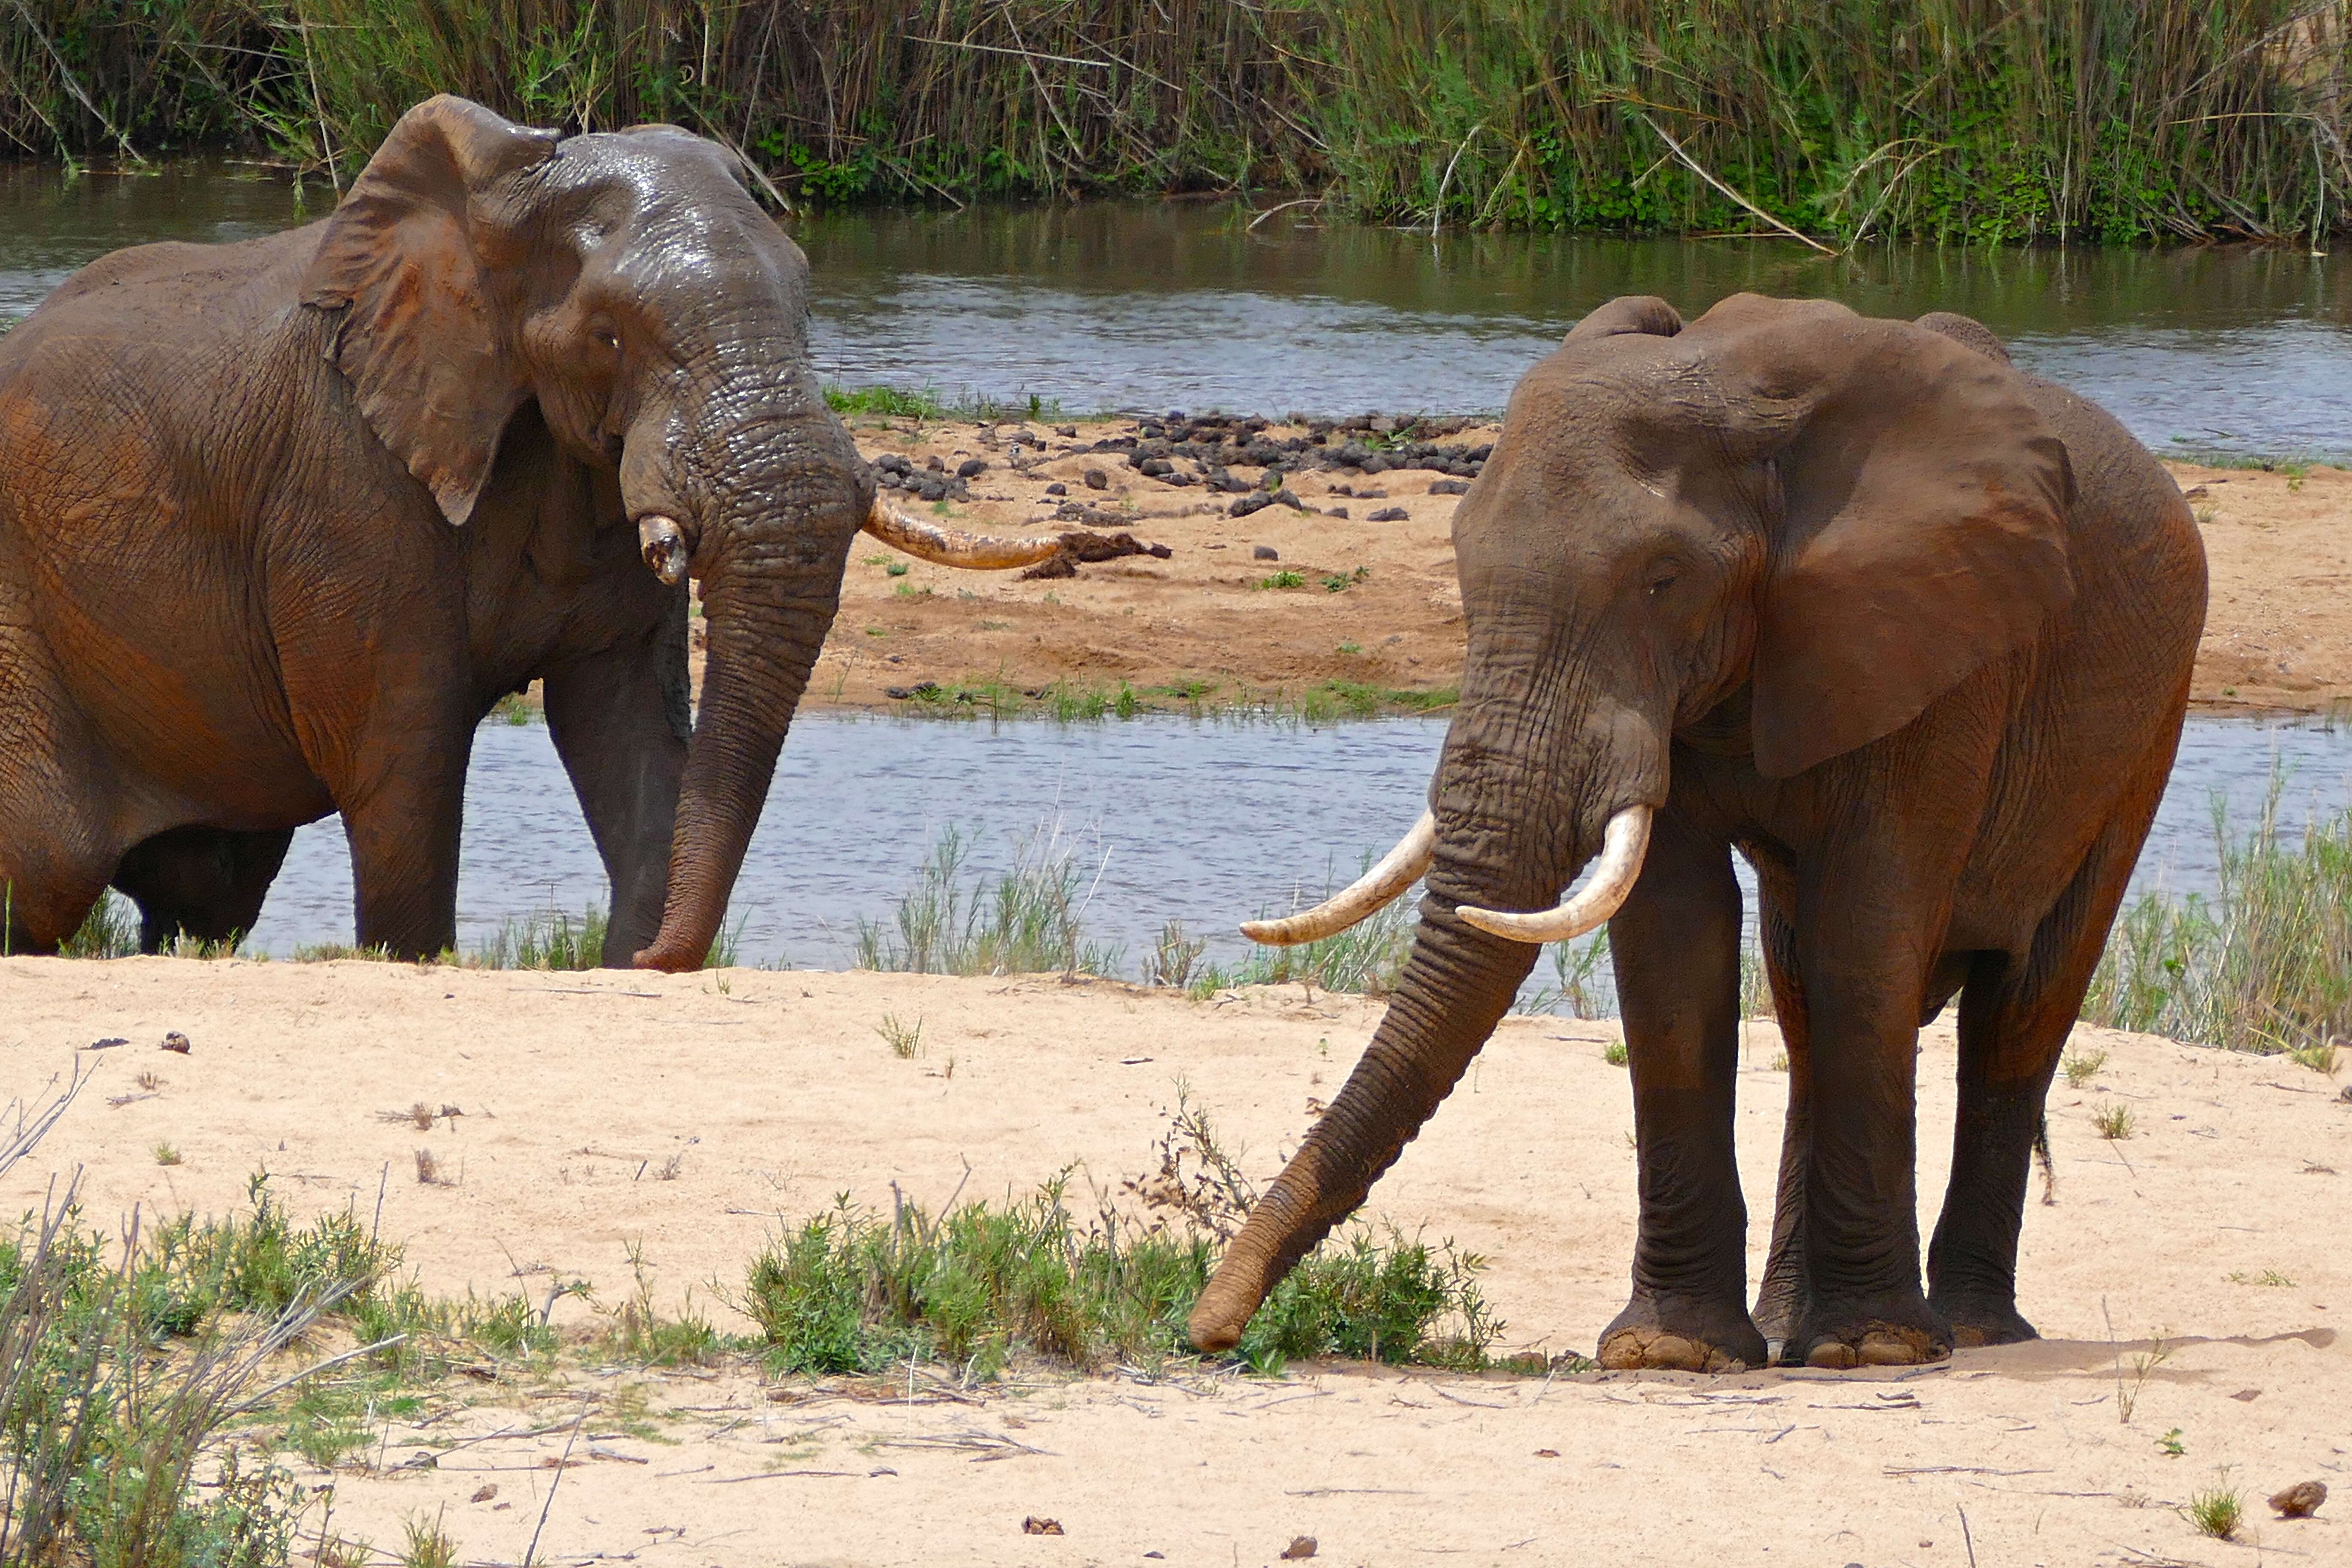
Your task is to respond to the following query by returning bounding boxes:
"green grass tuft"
[854,821,1119,978]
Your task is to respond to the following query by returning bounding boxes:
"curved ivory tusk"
[863,496,1068,570]
[1456,806,1653,944]
[1240,811,1437,946]
[638,514,689,586]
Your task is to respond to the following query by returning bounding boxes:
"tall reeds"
[2084,785,2352,1055]
[7,3,2349,243]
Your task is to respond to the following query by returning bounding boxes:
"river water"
[235,712,2352,976]
[5,165,2352,457]
[4,165,2349,974]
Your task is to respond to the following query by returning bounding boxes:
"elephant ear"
[1690,294,2074,779]
[1565,294,1683,345]
[301,96,560,525]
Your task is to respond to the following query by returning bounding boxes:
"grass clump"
[2061,1048,2109,1088]
[875,1014,924,1059]
[740,1185,1498,1380]
[825,383,949,421]
[1253,570,1306,591]
[854,821,1118,978]
[61,891,141,959]
[2093,1103,2135,1141]
[2084,784,2352,1056]
[1193,892,1417,999]
[465,905,606,971]
[2184,1482,2244,1540]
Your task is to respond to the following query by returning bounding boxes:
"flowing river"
[4,165,2349,974]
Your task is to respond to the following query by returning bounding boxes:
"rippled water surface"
[5,167,2352,456]
[239,714,2352,972]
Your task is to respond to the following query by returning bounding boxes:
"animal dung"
[1280,1536,1319,1559]
[2269,1479,2327,1518]
[160,1031,191,1054]
[1020,1516,1064,1535]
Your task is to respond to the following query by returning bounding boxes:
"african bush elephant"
[0,95,1074,966]
[1189,295,2207,1369]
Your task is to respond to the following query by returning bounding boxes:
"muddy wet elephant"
[0,95,1082,966]
[1189,294,2207,1369]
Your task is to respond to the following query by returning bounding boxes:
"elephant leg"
[1749,867,1813,1354]
[332,720,470,960]
[1598,807,1766,1372]
[113,825,295,952]
[1779,805,1985,1370]
[0,627,118,952]
[1929,805,2155,1347]
[542,612,689,968]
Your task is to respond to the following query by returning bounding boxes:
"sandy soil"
[764,416,2352,720]
[4,957,2347,1565]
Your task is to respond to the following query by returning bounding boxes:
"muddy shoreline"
[684,415,2352,723]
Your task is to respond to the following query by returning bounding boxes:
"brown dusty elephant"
[1188,294,2207,1370]
[0,95,1093,966]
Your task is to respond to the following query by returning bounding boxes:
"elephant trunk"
[1189,904,1541,1349]
[628,410,867,973]
[1189,662,1664,1351]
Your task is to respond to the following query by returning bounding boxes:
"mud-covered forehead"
[530,127,804,297]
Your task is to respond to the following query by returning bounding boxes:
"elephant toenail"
[1807,1341,1860,1370]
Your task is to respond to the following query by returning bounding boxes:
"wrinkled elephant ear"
[300,95,560,526]
[1563,294,1684,345]
[1688,294,2075,779]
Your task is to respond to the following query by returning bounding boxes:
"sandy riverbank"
[735,415,2352,720]
[3,957,2346,1565]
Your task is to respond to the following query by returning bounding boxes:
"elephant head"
[301,96,1073,971]
[1189,293,2074,1351]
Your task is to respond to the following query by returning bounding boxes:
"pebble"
[1429,478,1470,495]
[1044,482,1068,496]
[956,457,987,478]
[1083,469,1109,490]
[1253,545,1279,560]
[1368,506,1409,521]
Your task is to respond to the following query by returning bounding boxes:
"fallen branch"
[1638,113,1834,255]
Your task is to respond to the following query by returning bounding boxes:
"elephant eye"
[593,329,621,353]
[1646,572,1678,597]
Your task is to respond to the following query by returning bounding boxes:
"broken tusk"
[638,514,689,586]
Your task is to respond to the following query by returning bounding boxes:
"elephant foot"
[1931,1293,2040,1350]
[1784,1295,1951,1369]
[1598,1294,1768,1372]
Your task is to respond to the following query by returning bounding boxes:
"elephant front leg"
[543,618,689,968]
[1599,809,1767,1372]
[334,724,469,960]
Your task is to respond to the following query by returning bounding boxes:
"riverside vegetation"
[0,1071,1505,1563]
[6,2,2352,244]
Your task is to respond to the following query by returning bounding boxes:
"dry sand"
[4,957,2347,1565]
[762,417,2352,721]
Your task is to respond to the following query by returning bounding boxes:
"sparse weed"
[1602,1041,1629,1068]
[415,1148,453,1185]
[1253,570,1306,590]
[153,1140,182,1167]
[2093,1102,2135,1140]
[854,819,1118,979]
[1516,932,1614,1018]
[2289,1038,2341,1075]
[401,1510,458,1568]
[490,692,537,726]
[876,1014,925,1059]
[2184,1481,2242,1539]
[467,905,606,971]
[2225,1268,2296,1287]
[1144,920,1207,991]
[60,891,140,959]
[2061,1048,2110,1088]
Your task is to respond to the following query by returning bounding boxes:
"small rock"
[1280,1537,1317,1560]
[2270,1479,2327,1518]
[1534,1449,1559,1458]
[1055,424,1077,437]
[1368,507,1410,522]
[1044,482,1068,496]
[1326,506,1349,519]
[1370,415,1397,434]
[1428,478,1471,495]
[1230,493,1272,518]
[471,1484,499,1503]
[1253,545,1280,560]
[161,1032,191,1054]
[1271,489,1307,512]
[2182,484,2210,499]
[924,454,945,472]
[1082,469,1109,490]
[85,1037,128,1050]
[957,458,987,478]
[884,682,941,701]
[1021,1517,1065,1535]
[2341,1084,2352,1104]
[1139,457,1174,478]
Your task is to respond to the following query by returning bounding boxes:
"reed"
[8,3,2348,244]
[2083,783,2352,1055]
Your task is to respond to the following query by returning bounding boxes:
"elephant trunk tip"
[1188,1252,1279,1352]
[631,934,705,973]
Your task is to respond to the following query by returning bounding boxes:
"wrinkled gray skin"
[0,96,868,968]
[1190,294,2207,1370]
